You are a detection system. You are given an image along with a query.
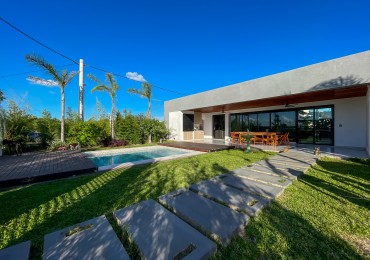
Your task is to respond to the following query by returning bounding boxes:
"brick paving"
[0,151,97,188]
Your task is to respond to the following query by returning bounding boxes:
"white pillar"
[78,59,84,121]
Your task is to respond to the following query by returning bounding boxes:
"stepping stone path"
[114,199,216,259]
[0,149,317,259]
[0,241,30,260]
[43,215,129,260]
[159,189,250,245]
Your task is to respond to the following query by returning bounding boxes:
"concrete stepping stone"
[265,157,316,166]
[262,159,312,168]
[43,215,129,260]
[218,174,284,199]
[0,241,31,260]
[190,180,269,216]
[113,199,216,260]
[243,164,302,180]
[159,189,249,245]
[276,153,317,162]
[231,168,292,188]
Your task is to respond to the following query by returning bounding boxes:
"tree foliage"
[115,111,169,144]
[88,73,120,141]
[25,54,78,143]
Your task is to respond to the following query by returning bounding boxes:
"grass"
[1,151,369,259]
[213,157,370,259]
[0,149,272,259]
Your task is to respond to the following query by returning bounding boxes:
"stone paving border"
[43,215,129,260]
[84,146,204,171]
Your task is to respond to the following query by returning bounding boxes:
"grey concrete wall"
[165,50,370,116]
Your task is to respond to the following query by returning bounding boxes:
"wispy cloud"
[125,72,147,82]
[27,76,59,87]
[49,90,56,95]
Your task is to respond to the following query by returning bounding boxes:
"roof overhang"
[191,84,369,113]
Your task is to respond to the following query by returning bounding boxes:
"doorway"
[213,114,225,139]
[297,106,333,145]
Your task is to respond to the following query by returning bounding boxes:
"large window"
[183,114,194,131]
[229,105,333,144]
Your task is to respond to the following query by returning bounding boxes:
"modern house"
[164,50,370,155]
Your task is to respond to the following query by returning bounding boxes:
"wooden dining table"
[231,131,286,146]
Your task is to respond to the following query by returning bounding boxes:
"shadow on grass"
[214,201,362,259]
[0,150,271,258]
[303,160,370,210]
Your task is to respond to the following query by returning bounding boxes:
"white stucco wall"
[200,96,367,148]
[168,111,183,140]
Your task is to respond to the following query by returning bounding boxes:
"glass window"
[315,107,333,144]
[258,113,270,131]
[248,114,258,131]
[183,114,194,131]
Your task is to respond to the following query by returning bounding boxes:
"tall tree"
[127,82,152,118]
[88,73,120,141]
[0,89,4,103]
[25,54,77,143]
[127,82,152,142]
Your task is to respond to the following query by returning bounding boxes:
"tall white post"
[78,59,84,121]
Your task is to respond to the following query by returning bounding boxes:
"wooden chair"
[230,132,240,145]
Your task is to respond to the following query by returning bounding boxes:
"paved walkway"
[0,149,317,259]
[0,151,97,188]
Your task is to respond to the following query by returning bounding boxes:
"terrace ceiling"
[190,84,369,113]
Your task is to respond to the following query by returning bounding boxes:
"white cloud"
[27,76,59,87]
[49,90,56,95]
[125,72,147,83]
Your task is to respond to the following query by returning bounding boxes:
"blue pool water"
[88,148,188,168]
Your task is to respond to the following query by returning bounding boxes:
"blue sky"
[1,0,369,120]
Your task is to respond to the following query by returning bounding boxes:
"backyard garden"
[0,149,369,259]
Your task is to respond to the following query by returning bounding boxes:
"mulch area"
[159,141,233,152]
[0,150,97,189]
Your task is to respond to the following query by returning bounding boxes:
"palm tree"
[88,73,119,141]
[127,82,152,118]
[25,54,78,143]
[128,82,153,142]
[0,89,4,103]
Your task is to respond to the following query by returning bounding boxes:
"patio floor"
[183,139,369,158]
[0,150,97,189]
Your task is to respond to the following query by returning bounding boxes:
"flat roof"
[165,50,370,114]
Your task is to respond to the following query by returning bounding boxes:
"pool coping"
[84,146,205,171]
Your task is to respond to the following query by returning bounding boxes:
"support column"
[78,59,84,121]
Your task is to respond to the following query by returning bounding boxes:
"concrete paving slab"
[159,189,249,245]
[275,152,317,162]
[242,164,302,180]
[218,174,284,199]
[190,180,269,216]
[265,157,316,165]
[253,160,309,172]
[114,199,216,260]
[231,168,292,188]
[43,215,129,260]
[261,159,313,168]
[0,241,31,260]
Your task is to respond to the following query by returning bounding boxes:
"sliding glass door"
[297,107,333,145]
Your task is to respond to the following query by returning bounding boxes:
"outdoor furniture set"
[230,132,289,147]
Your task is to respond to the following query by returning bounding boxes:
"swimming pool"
[85,146,202,170]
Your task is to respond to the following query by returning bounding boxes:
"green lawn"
[1,151,369,259]
[214,157,370,259]
[0,149,272,259]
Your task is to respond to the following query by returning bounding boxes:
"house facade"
[164,50,370,154]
